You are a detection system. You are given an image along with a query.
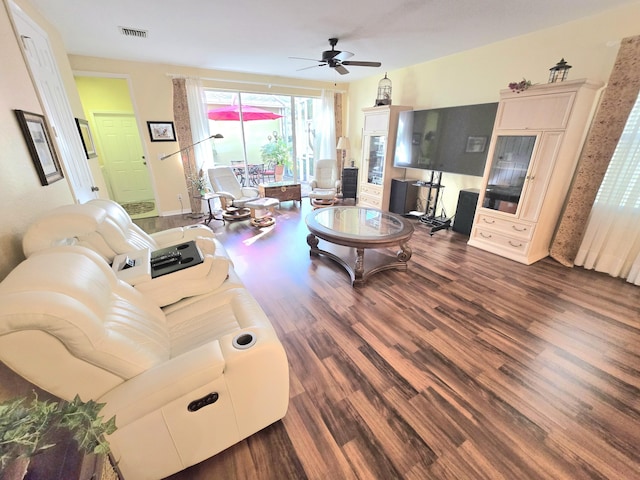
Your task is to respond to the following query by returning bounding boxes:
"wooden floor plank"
[143,202,640,480]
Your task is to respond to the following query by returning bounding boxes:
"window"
[204,90,321,184]
[594,91,640,209]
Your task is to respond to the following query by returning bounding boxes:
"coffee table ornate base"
[306,206,414,287]
[306,234,412,286]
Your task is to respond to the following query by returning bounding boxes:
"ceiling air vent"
[119,26,148,38]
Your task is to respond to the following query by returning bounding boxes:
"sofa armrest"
[135,255,231,307]
[150,225,214,247]
[99,341,225,428]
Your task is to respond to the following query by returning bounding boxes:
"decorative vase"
[275,164,285,182]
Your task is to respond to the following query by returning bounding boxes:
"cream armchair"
[0,246,289,480]
[308,159,341,207]
[208,166,260,220]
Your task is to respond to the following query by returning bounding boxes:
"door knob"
[91,186,100,192]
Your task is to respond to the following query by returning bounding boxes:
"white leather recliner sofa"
[22,199,236,307]
[0,246,289,480]
[22,198,223,261]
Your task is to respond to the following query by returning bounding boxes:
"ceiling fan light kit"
[375,73,392,106]
[292,38,382,76]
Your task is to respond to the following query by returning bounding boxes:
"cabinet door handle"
[512,225,527,232]
[482,218,495,224]
[509,241,523,247]
[480,232,492,238]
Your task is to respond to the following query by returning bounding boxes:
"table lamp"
[337,136,351,173]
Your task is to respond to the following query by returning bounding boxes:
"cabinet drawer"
[472,226,530,253]
[358,192,382,209]
[359,184,381,196]
[476,214,534,240]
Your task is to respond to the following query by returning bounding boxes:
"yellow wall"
[74,76,136,162]
[347,2,640,215]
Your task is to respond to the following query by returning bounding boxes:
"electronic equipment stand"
[414,171,452,235]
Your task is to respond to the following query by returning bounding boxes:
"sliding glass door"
[204,90,321,186]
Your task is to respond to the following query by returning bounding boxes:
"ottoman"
[245,197,279,227]
[309,188,337,208]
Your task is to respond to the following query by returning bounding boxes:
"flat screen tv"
[393,102,498,177]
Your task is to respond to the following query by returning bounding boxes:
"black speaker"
[390,179,419,214]
[452,189,479,235]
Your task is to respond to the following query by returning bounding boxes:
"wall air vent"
[119,26,148,38]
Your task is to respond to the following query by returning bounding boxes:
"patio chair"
[263,161,276,183]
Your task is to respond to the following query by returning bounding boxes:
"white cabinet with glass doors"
[468,79,603,264]
[358,105,412,210]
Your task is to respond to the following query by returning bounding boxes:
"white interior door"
[10,2,98,203]
[94,113,154,203]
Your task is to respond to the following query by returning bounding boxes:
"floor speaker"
[390,179,419,215]
[452,189,479,235]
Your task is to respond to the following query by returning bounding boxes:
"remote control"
[151,251,181,268]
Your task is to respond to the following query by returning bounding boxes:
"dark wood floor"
[136,201,640,480]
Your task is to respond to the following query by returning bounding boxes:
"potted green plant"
[0,393,117,480]
[260,132,290,181]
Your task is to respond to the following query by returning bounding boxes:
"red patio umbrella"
[207,105,282,121]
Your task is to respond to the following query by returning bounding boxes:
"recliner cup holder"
[232,332,256,350]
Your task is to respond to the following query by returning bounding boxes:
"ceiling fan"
[291,38,382,75]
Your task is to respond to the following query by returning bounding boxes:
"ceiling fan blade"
[296,63,325,71]
[289,56,322,62]
[341,60,382,67]
[334,51,354,62]
[334,64,349,75]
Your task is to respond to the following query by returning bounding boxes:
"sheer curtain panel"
[186,78,214,172]
[574,91,640,285]
[314,89,337,161]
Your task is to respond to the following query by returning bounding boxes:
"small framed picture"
[147,121,176,142]
[75,118,97,158]
[466,136,487,153]
[14,109,64,186]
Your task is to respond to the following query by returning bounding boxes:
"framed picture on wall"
[14,109,64,186]
[466,136,487,153]
[147,121,176,142]
[75,118,97,158]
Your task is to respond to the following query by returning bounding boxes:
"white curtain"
[314,89,336,162]
[185,78,214,173]
[574,92,640,285]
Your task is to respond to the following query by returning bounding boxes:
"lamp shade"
[337,137,350,150]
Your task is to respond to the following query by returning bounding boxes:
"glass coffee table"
[306,206,414,286]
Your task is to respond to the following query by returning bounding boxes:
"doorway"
[94,113,155,207]
[75,76,157,218]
